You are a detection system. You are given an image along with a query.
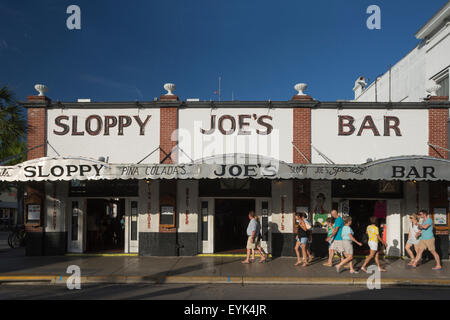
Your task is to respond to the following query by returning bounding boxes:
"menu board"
[27,204,41,222]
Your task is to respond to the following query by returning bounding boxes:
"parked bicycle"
[8,224,26,248]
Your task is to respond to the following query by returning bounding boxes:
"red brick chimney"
[159,83,179,163]
[27,84,50,160]
[427,95,448,159]
[291,83,312,164]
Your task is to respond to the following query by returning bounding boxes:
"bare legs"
[412,247,442,269]
[361,251,386,272]
[294,242,308,267]
[405,242,416,265]
[336,252,356,273]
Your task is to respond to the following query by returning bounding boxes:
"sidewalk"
[0,248,448,286]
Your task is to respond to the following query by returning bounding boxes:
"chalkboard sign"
[160,206,175,226]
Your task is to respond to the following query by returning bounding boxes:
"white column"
[386,199,402,257]
[138,180,159,233]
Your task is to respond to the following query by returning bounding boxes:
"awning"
[0,155,449,182]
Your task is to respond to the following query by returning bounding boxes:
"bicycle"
[8,225,26,249]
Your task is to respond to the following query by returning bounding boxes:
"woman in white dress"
[406,214,420,266]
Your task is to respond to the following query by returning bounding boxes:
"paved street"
[0,283,449,300]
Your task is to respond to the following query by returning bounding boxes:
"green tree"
[0,86,27,165]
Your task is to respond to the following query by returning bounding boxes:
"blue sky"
[0,0,446,102]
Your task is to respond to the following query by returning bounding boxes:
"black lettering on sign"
[392,166,405,178]
[357,116,380,136]
[256,115,273,135]
[85,115,102,136]
[24,166,37,178]
[71,116,84,136]
[384,116,401,136]
[238,115,251,135]
[406,167,420,179]
[104,116,118,136]
[54,116,70,135]
[338,116,355,136]
[219,115,236,135]
[423,166,436,179]
[118,116,132,136]
[134,115,152,136]
[200,115,216,135]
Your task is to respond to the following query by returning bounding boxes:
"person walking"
[294,212,309,267]
[242,211,258,264]
[325,217,335,264]
[411,210,442,270]
[335,216,362,273]
[361,216,387,273]
[405,213,420,265]
[304,213,313,263]
[253,215,268,263]
[324,210,344,267]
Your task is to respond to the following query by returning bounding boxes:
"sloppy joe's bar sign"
[1,156,449,182]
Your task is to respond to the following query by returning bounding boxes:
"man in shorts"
[242,211,258,264]
[411,210,442,270]
[324,210,344,266]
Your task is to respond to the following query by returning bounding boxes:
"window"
[436,75,449,97]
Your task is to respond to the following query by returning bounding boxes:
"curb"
[1,275,449,287]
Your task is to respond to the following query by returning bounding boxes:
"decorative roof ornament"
[163,83,176,96]
[294,83,307,96]
[34,84,48,96]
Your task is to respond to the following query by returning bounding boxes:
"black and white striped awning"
[0,155,449,182]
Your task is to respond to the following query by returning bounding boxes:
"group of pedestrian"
[242,208,443,271]
[405,210,442,270]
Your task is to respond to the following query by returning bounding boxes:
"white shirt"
[409,222,419,240]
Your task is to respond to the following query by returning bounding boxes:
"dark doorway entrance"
[86,199,125,253]
[214,199,255,253]
[349,200,386,255]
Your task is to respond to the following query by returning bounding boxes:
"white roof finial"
[34,84,48,96]
[294,83,307,96]
[164,83,176,96]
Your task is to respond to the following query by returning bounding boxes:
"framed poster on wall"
[433,208,447,226]
[26,204,41,223]
[160,205,175,227]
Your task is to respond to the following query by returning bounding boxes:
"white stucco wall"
[271,180,293,234]
[138,180,160,233]
[177,180,199,233]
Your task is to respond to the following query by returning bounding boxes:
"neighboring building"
[0,186,18,229]
[353,1,449,104]
[0,82,448,259]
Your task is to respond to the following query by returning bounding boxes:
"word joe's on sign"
[53,115,152,136]
[200,114,273,135]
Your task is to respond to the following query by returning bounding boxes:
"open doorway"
[86,199,125,253]
[214,199,255,253]
[349,200,386,255]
